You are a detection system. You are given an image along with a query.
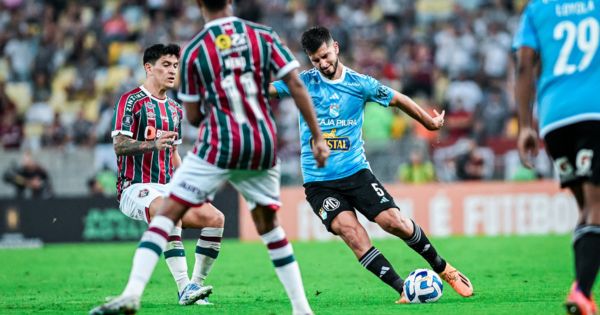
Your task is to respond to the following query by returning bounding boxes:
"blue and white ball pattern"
[403,269,443,303]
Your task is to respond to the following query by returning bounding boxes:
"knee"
[212,210,225,228]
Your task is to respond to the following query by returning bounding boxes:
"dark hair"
[142,44,180,66]
[301,26,333,53]
[201,0,228,11]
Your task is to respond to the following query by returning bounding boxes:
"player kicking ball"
[269,26,474,303]
[92,44,225,312]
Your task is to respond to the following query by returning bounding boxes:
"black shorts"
[303,169,397,233]
[544,121,600,188]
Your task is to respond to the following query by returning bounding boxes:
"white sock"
[192,227,223,285]
[122,216,174,297]
[164,226,190,293]
[261,226,312,314]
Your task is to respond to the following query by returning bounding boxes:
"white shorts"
[169,152,281,210]
[119,183,169,223]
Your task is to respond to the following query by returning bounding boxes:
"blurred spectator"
[3,151,53,199]
[71,109,95,147]
[398,149,435,184]
[0,106,23,149]
[41,111,69,148]
[473,87,511,144]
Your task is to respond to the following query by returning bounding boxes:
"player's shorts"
[544,120,600,188]
[303,168,397,233]
[169,152,281,210]
[119,183,169,223]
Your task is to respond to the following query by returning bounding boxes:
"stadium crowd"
[0,0,553,194]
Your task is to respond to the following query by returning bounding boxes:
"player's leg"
[145,196,191,299]
[180,203,225,288]
[568,182,600,315]
[232,164,312,315]
[329,211,405,297]
[91,155,222,314]
[115,184,190,298]
[373,208,473,297]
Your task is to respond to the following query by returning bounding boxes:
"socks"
[192,227,223,285]
[573,224,600,298]
[403,220,447,273]
[359,247,404,294]
[122,215,174,297]
[261,226,312,314]
[164,226,190,293]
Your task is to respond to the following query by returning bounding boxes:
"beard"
[320,58,339,79]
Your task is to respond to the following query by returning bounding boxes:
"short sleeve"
[178,45,202,102]
[363,75,394,107]
[272,80,290,98]
[268,31,299,79]
[111,95,137,138]
[175,106,183,145]
[512,4,540,52]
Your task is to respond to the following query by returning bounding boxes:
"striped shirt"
[111,86,183,197]
[178,16,299,170]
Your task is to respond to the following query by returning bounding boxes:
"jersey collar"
[203,16,239,29]
[139,85,167,102]
[318,66,346,84]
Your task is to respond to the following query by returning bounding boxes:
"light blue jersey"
[273,66,393,183]
[513,0,600,137]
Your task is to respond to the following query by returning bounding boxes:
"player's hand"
[154,131,178,151]
[517,127,539,169]
[312,137,330,168]
[428,109,445,130]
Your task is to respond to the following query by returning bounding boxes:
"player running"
[101,44,224,309]
[514,1,600,314]
[269,26,473,303]
[89,1,329,314]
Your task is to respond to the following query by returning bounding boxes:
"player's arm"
[171,147,182,168]
[268,84,279,99]
[514,46,540,168]
[182,102,205,127]
[389,91,445,131]
[113,133,177,156]
[282,69,330,167]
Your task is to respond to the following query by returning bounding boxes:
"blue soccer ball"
[403,268,443,303]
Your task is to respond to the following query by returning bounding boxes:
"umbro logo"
[380,196,389,203]
[380,266,390,278]
[329,93,340,100]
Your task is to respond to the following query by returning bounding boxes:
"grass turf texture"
[1,235,597,315]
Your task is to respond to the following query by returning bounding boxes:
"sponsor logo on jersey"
[322,197,340,211]
[138,189,149,198]
[312,129,350,151]
[144,126,177,141]
[215,34,232,50]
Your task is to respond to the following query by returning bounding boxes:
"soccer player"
[89,1,329,315]
[514,2,600,314]
[106,44,225,308]
[269,26,474,303]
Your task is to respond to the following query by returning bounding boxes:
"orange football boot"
[439,263,473,297]
[565,282,598,315]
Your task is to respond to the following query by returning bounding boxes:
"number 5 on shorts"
[371,183,384,197]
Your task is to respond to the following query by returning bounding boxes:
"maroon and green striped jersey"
[111,86,183,197]
[178,16,299,170]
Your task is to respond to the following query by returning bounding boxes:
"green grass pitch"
[1,235,598,314]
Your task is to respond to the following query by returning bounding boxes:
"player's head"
[143,44,180,89]
[301,26,340,79]
[195,0,232,12]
